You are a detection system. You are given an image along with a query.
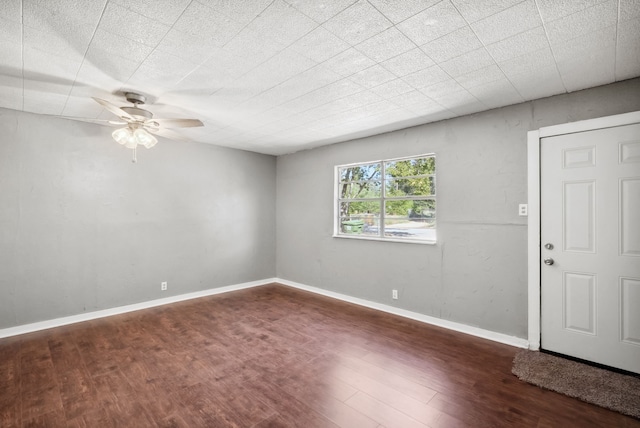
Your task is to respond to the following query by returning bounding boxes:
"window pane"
[339,163,381,182]
[339,216,380,236]
[385,176,435,197]
[339,201,380,236]
[339,201,381,217]
[339,181,382,199]
[410,199,436,221]
[385,156,435,178]
[384,199,436,240]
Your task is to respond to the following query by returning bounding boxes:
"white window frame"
[333,154,436,245]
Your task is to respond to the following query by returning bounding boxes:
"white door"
[541,122,640,374]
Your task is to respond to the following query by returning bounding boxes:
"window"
[335,154,436,243]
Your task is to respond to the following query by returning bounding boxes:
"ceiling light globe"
[124,138,137,149]
[112,127,132,145]
[134,129,158,149]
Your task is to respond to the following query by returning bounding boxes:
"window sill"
[332,234,437,245]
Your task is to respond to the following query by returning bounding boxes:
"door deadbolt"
[544,258,554,265]
[544,243,554,250]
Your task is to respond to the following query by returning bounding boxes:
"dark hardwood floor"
[1,283,638,427]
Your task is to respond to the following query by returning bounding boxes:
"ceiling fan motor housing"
[124,92,146,105]
[120,92,153,121]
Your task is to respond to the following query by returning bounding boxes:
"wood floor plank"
[92,369,137,403]
[323,352,439,403]
[60,389,99,421]
[65,408,114,428]
[157,413,191,428]
[47,336,86,374]
[56,367,94,399]
[309,395,379,428]
[22,409,67,428]
[273,370,375,427]
[361,348,477,394]
[19,336,52,365]
[20,384,64,422]
[207,376,278,428]
[100,397,158,427]
[277,369,359,403]
[329,364,460,427]
[0,284,638,427]
[0,395,20,428]
[0,358,20,400]
[345,391,429,428]
[428,390,543,427]
[247,378,341,428]
[172,380,275,427]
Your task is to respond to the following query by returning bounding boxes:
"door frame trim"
[527,111,640,350]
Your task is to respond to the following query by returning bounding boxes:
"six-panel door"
[541,123,640,374]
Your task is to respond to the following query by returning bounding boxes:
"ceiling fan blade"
[146,118,204,129]
[92,97,134,121]
[146,127,193,143]
[58,116,125,126]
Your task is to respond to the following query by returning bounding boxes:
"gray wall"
[276,78,640,338]
[2,79,639,336]
[0,108,276,329]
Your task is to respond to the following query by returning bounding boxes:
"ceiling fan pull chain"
[132,145,137,163]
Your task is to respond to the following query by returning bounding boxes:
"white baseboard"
[0,278,278,339]
[276,278,530,349]
[0,277,529,349]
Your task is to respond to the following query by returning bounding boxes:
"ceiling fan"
[87,92,204,162]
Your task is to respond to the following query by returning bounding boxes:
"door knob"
[544,258,554,265]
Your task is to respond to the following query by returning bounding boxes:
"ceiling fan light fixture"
[134,128,157,149]
[93,93,203,162]
[112,127,157,149]
[112,127,134,146]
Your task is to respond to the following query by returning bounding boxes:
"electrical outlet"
[518,204,528,216]
[392,289,398,300]
[161,281,167,291]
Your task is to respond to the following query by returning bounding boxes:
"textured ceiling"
[0,0,638,155]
